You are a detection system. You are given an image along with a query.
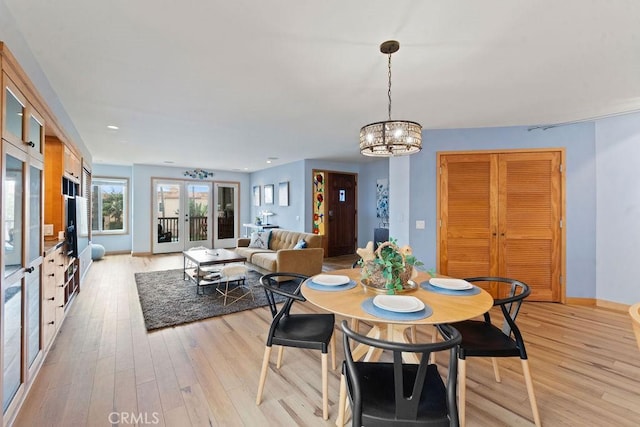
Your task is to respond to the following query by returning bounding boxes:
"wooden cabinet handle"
[48,273,55,277]
[48,258,55,263]
[48,321,55,325]
[47,297,55,301]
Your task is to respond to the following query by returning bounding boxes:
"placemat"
[361,297,432,321]
[420,281,481,296]
[307,280,357,292]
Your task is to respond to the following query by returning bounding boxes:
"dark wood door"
[327,172,357,257]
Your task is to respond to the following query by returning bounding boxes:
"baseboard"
[595,299,630,312]
[566,297,596,306]
[106,250,134,255]
[567,297,629,312]
[131,251,152,257]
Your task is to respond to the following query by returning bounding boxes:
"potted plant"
[255,216,262,225]
[359,238,423,294]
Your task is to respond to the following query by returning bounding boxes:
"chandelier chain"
[387,53,392,121]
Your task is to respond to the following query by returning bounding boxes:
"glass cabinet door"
[4,154,24,277]
[2,80,26,146]
[27,111,45,161]
[26,165,43,367]
[2,152,25,413]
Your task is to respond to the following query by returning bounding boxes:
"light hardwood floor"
[13,253,640,426]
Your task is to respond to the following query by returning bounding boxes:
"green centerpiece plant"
[359,237,423,294]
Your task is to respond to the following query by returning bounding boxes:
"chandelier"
[183,169,214,179]
[360,40,422,157]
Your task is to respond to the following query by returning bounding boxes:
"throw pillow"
[249,230,271,249]
[293,239,307,250]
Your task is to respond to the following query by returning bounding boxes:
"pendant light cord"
[387,53,392,121]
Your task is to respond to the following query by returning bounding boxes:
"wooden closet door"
[438,153,499,279]
[498,151,562,301]
[438,150,563,302]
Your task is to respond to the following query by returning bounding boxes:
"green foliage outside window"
[92,177,128,233]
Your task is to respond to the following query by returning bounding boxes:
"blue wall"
[90,160,384,253]
[130,164,250,254]
[91,164,250,254]
[248,159,385,248]
[595,113,640,304]
[358,159,389,247]
[248,160,306,231]
[401,123,596,298]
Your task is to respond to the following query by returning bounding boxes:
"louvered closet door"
[498,151,562,301]
[439,153,498,279]
[439,150,563,302]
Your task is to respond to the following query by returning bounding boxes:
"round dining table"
[301,268,494,362]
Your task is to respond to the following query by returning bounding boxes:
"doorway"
[213,182,239,248]
[326,172,357,257]
[152,179,212,254]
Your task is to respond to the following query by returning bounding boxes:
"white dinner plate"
[428,278,473,290]
[373,295,425,313]
[312,274,351,286]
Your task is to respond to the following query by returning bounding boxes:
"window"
[91,177,128,234]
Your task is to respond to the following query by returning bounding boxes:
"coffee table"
[183,248,248,295]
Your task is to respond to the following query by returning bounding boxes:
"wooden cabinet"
[45,136,81,236]
[44,136,64,236]
[42,244,77,349]
[438,150,564,302]
[2,71,45,162]
[63,144,82,182]
[42,246,62,348]
[1,41,86,425]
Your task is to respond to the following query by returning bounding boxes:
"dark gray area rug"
[134,268,287,331]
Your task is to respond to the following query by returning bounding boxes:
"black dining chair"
[437,277,541,427]
[255,272,336,420]
[339,320,462,427]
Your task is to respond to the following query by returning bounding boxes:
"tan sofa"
[235,229,324,278]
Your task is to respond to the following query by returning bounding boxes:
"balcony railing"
[157,216,209,243]
[189,216,207,241]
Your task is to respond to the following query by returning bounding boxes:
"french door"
[152,179,213,254]
[213,182,240,248]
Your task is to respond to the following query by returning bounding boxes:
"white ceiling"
[5,1,640,171]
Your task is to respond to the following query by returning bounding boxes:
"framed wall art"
[264,184,274,205]
[278,181,289,206]
[253,185,261,206]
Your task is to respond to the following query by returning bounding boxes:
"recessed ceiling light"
[107,125,119,130]
[164,160,174,164]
